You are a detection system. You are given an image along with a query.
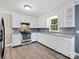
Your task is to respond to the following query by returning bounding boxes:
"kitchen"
[0,0,79,59]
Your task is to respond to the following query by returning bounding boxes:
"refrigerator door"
[0,18,2,58]
[1,18,5,58]
[0,42,2,59]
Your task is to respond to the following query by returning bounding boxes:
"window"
[51,18,58,30]
[47,15,59,32]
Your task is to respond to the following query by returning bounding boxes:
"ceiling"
[0,0,71,17]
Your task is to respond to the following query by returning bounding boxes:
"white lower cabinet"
[58,38,70,57]
[38,33,45,44]
[12,34,22,47]
[37,33,75,59]
[31,33,38,42]
[45,35,57,50]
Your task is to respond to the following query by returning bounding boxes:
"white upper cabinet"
[59,3,75,27]
[58,9,64,27]
[75,0,79,5]
[12,15,21,28]
[62,3,75,27]
[12,13,38,28]
[38,15,48,28]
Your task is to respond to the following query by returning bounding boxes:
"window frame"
[47,15,59,32]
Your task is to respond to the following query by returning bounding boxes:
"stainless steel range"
[20,30,31,43]
[20,23,31,43]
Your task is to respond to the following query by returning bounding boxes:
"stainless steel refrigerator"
[0,18,5,58]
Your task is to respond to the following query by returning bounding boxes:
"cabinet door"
[58,37,73,57]
[31,33,38,41]
[58,10,65,27]
[37,33,49,45]
[38,16,47,28]
[37,33,43,43]
[41,34,50,46]
[75,0,79,5]
[47,35,57,50]
[64,4,75,27]
[12,14,21,28]
[12,34,21,47]
[38,33,46,44]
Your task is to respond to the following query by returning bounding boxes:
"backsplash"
[30,28,40,32]
[31,27,75,35]
[30,28,49,32]
[12,28,20,34]
[12,27,75,35]
[60,27,75,35]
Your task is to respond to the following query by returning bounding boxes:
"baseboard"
[5,44,11,47]
[35,41,70,59]
[12,45,22,48]
[22,41,36,46]
[12,41,36,48]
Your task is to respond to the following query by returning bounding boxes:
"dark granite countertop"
[32,32,75,38]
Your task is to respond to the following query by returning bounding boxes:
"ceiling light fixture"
[24,5,31,10]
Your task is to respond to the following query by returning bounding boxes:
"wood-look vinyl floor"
[3,42,68,59]
[1,42,78,59]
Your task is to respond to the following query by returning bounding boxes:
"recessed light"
[24,5,31,10]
